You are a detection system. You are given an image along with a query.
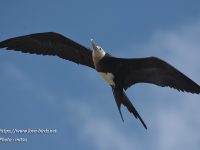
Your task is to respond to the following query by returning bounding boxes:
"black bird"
[0,32,200,129]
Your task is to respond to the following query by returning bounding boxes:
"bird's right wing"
[0,32,94,69]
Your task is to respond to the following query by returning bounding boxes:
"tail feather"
[112,87,147,129]
[112,88,124,122]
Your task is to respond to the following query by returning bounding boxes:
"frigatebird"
[0,32,200,129]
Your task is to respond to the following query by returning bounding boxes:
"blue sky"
[0,0,200,150]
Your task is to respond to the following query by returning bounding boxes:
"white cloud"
[140,20,200,150]
[65,101,143,150]
[141,20,200,77]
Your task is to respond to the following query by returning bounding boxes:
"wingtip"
[187,85,200,94]
[189,84,200,94]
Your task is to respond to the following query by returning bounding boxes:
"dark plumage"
[0,32,94,68]
[97,56,200,93]
[0,32,199,129]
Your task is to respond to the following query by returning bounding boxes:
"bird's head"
[91,39,106,59]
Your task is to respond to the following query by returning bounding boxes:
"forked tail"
[112,87,147,129]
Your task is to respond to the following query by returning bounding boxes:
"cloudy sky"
[0,0,200,150]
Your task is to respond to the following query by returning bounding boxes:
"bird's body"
[91,40,148,128]
[0,32,200,129]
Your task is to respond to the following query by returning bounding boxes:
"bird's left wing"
[0,32,94,69]
[121,57,200,93]
[100,56,200,93]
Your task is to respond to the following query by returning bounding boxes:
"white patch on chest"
[98,72,115,87]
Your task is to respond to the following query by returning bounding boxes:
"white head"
[91,39,106,60]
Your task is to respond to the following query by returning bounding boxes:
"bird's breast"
[98,72,115,87]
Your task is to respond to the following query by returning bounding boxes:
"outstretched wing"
[122,57,200,93]
[0,32,94,69]
[100,56,200,93]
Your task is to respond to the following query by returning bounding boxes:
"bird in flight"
[0,32,200,129]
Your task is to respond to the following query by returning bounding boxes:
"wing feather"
[122,57,200,93]
[0,32,94,68]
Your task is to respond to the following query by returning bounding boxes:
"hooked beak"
[91,39,98,51]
